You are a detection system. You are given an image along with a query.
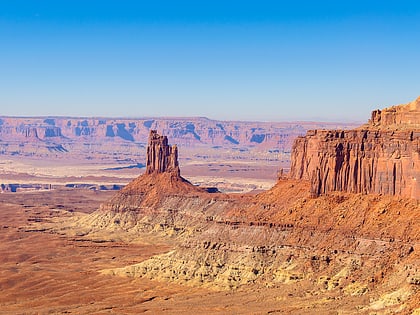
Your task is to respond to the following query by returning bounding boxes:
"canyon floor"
[0,148,279,193]
[0,188,418,314]
[0,189,331,314]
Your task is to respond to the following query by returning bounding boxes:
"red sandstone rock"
[82,102,419,312]
[369,96,420,129]
[290,97,420,199]
[145,130,180,176]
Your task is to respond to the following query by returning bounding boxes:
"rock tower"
[145,130,180,176]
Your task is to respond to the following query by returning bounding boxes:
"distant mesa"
[0,116,359,163]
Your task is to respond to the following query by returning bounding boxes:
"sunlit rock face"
[369,96,420,129]
[145,130,180,176]
[290,96,420,199]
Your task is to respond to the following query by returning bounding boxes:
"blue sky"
[0,1,419,121]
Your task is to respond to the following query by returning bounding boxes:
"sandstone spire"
[145,130,180,176]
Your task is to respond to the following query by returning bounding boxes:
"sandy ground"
[0,190,211,314]
[0,157,278,193]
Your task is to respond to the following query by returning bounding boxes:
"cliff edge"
[369,96,420,129]
[290,96,420,199]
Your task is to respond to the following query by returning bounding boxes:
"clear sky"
[1,1,419,122]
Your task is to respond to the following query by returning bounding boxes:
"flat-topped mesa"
[145,130,180,176]
[290,96,420,199]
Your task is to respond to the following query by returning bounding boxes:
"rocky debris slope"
[96,179,419,313]
[290,96,420,199]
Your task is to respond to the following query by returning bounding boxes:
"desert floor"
[0,156,278,193]
[0,189,377,315]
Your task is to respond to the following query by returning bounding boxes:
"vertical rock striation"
[145,130,180,176]
[290,97,420,199]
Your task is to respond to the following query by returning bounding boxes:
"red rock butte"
[290,96,420,199]
[102,130,214,212]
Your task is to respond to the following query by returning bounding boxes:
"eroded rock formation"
[97,130,218,214]
[370,96,420,129]
[62,107,420,312]
[145,130,180,176]
[290,97,420,199]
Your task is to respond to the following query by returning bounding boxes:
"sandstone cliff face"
[145,130,179,176]
[290,97,420,199]
[369,96,420,129]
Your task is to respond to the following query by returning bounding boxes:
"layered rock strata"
[290,97,420,199]
[370,96,420,129]
[91,179,419,307]
[0,116,357,149]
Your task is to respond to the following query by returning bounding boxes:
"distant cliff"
[0,116,358,169]
[290,96,420,199]
[0,116,357,149]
